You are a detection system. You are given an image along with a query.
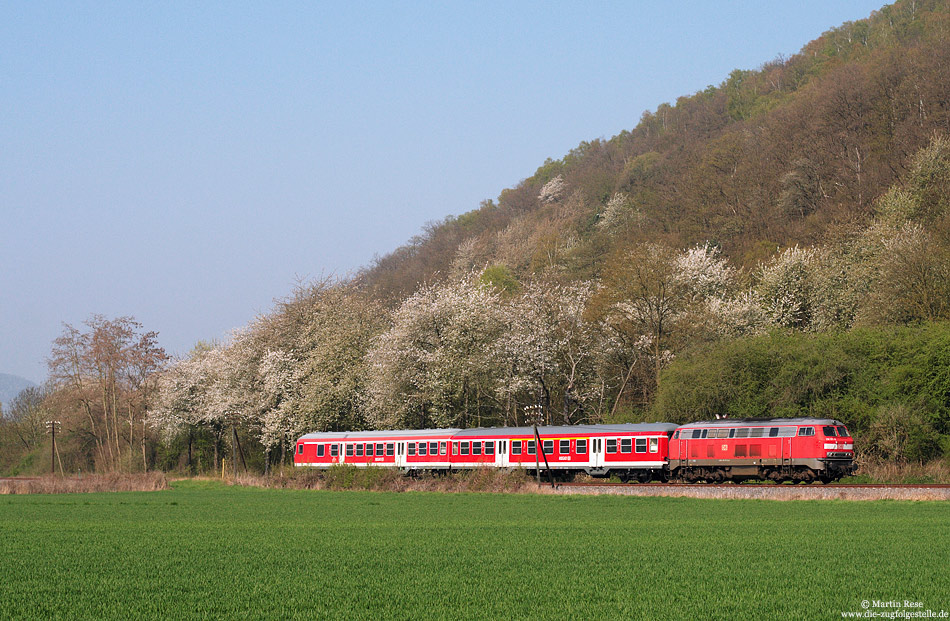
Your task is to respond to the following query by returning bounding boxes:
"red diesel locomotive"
[294,417,856,483]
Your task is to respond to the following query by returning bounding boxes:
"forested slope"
[358,0,950,302]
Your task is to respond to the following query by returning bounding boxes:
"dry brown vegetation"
[854,457,950,484]
[234,466,539,494]
[0,472,168,494]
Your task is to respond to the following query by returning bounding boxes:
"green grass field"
[1,482,948,620]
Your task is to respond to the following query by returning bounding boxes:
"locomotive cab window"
[769,427,779,437]
[691,430,703,439]
[559,440,570,454]
[576,439,588,454]
[836,426,849,437]
[823,426,837,436]
[799,427,815,437]
[297,444,303,455]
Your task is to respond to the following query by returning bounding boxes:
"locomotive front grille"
[826,452,852,459]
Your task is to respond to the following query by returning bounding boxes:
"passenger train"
[294,417,856,484]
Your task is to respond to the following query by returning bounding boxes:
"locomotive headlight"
[843,443,853,450]
[823,443,836,449]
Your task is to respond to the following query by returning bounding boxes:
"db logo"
[721,444,727,451]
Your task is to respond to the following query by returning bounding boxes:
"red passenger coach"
[669,418,855,483]
[295,423,678,481]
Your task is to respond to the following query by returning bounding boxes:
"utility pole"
[45,420,61,475]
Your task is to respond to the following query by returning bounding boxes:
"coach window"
[330,445,339,457]
[620,439,632,453]
[453,442,460,455]
[559,440,570,454]
[355,444,364,457]
[471,441,481,456]
[437,441,445,455]
[460,442,470,456]
[799,427,815,437]
[386,443,394,456]
[420,443,429,456]
[542,440,554,455]
[576,439,588,454]
[527,441,536,455]
[823,426,837,437]
[408,443,416,456]
[345,444,354,457]
[317,445,325,458]
[512,441,523,456]
[635,438,647,453]
[606,439,617,454]
[366,444,373,456]
[649,438,658,453]
[375,443,384,455]
[485,442,495,455]
[429,442,438,455]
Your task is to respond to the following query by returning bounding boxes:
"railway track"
[545,480,950,500]
[554,481,950,489]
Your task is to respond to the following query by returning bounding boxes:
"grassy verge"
[0,481,947,619]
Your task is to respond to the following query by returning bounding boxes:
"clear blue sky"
[2,1,886,383]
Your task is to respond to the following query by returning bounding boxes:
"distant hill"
[356,0,950,302]
[0,373,37,413]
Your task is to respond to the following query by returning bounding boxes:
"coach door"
[394,442,405,469]
[589,438,602,469]
[495,441,506,468]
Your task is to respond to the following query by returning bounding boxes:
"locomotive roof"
[679,417,844,428]
[297,423,678,442]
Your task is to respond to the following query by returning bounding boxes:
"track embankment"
[548,482,950,501]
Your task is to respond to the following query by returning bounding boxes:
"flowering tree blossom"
[500,279,609,424]
[755,246,818,329]
[365,276,507,429]
[538,174,565,204]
